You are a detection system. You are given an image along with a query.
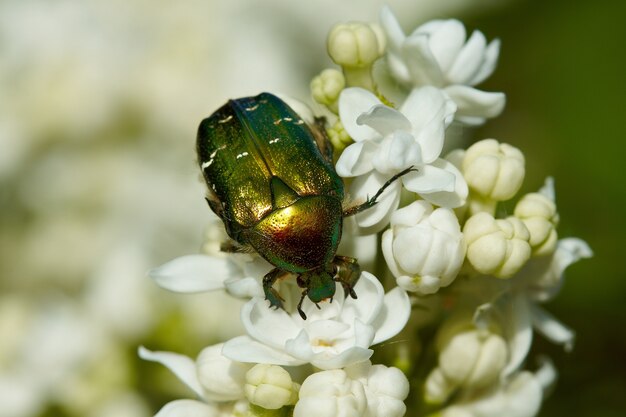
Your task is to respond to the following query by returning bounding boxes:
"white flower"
[512,238,593,351]
[462,139,526,208]
[382,200,465,294]
[294,369,367,417]
[424,313,508,404]
[244,364,299,409]
[514,178,559,256]
[336,86,466,232]
[464,213,531,278]
[378,6,505,125]
[441,360,556,417]
[345,361,410,417]
[148,253,269,299]
[222,272,410,370]
[139,344,251,403]
[295,361,409,417]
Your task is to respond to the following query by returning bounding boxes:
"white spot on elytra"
[245,104,259,112]
[236,151,249,159]
[218,115,233,124]
[269,137,280,144]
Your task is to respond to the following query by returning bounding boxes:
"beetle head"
[303,270,336,303]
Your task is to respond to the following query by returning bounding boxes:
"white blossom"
[138,344,251,403]
[424,313,508,404]
[378,6,505,125]
[441,360,556,417]
[294,369,367,417]
[382,200,465,294]
[336,86,466,232]
[222,272,410,370]
[345,361,410,417]
[464,213,531,278]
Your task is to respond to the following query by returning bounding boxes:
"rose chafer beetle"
[197,92,411,319]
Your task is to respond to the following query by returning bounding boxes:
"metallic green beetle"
[197,92,410,319]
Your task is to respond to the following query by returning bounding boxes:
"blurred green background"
[0,0,624,416]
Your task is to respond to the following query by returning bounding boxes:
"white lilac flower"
[294,361,409,417]
[345,361,410,417]
[424,312,508,404]
[139,344,254,416]
[382,200,465,294]
[378,6,505,125]
[464,213,531,278]
[336,86,467,233]
[222,272,410,370]
[440,359,556,417]
[511,238,593,351]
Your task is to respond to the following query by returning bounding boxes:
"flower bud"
[327,23,383,68]
[294,370,367,417]
[245,364,298,410]
[311,68,345,113]
[464,213,531,278]
[382,201,465,295]
[514,188,559,257]
[462,139,525,202]
[328,120,353,153]
[425,317,507,404]
[196,344,252,402]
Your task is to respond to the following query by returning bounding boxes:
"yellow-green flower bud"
[245,364,298,410]
[464,213,531,278]
[514,191,559,256]
[327,120,353,154]
[327,23,382,68]
[311,68,345,113]
[462,139,525,203]
[327,22,383,90]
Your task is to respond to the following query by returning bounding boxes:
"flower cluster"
[141,6,591,417]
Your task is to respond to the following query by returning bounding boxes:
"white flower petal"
[447,30,487,85]
[444,85,505,121]
[240,298,300,349]
[530,304,575,351]
[501,296,533,378]
[336,140,377,177]
[554,238,593,272]
[340,272,385,325]
[372,132,421,174]
[149,255,232,293]
[401,87,456,163]
[401,35,444,86]
[311,346,374,371]
[417,159,468,208]
[224,276,263,299]
[380,5,405,55]
[222,335,302,366]
[403,164,455,194]
[138,347,204,398]
[357,105,411,137]
[155,400,220,417]
[469,38,501,86]
[371,287,411,344]
[339,88,382,142]
[351,172,402,233]
[420,20,467,73]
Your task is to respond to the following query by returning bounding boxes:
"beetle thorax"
[241,195,343,273]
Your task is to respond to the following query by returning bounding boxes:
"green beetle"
[197,92,410,319]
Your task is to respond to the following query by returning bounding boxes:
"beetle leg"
[332,255,361,299]
[297,289,309,320]
[342,166,416,217]
[263,268,289,310]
